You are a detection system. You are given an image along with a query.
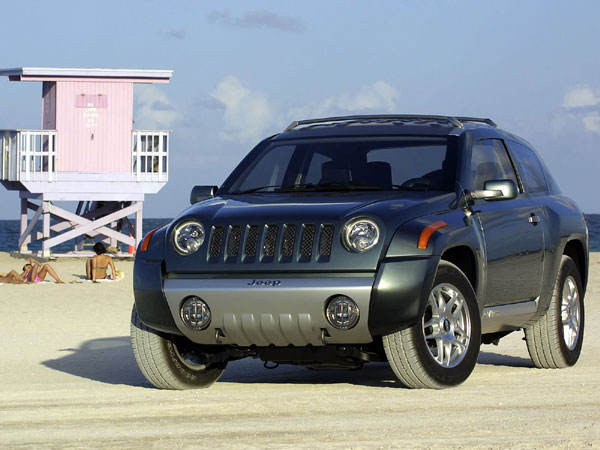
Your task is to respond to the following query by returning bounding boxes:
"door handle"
[528,215,540,224]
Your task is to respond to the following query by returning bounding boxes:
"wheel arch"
[563,239,588,290]
[440,245,478,293]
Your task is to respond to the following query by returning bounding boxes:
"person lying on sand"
[21,257,65,284]
[86,242,118,282]
[0,269,27,284]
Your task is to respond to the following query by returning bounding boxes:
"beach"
[1,251,599,449]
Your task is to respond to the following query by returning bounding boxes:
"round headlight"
[173,220,205,255]
[342,218,380,253]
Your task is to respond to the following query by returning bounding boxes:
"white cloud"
[134,85,181,129]
[557,85,600,134]
[210,78,400,143]
[582,112,600,133]
[287,81,400,120]
[210,75,275,143]
[562,85,599,108]
[337,81,399,112]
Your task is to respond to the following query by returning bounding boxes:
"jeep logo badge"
[247,279,282,286]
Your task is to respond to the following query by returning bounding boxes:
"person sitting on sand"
[86,242,118,282]
[21,257,64,284]
[0,269,27,284]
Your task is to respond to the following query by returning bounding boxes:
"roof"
[275,115,499,140]
[285,115,498,132]
[0,67,173,83]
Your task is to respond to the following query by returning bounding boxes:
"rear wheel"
[383,261,481,389]
[525,255,584,368]
[130,305,227,389]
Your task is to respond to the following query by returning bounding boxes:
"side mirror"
[190,185,218,205]
[469,179,518,202]
[483,179,518,201]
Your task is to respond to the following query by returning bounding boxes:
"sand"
[0,251,599,449]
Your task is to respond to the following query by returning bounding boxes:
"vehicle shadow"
[220,359,400,387]
[477,351,533,367]
[42,336,149,387]
[42,336,533,389]
[41,336,399,388]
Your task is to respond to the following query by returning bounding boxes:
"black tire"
[382,261,481,389]
[525,255,584,368]
[130,305,227,389]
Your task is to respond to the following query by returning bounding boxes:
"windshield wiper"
[229,185,287,194]
[230,182,386,194]
[393,185,431,192]
[275,182,383,192]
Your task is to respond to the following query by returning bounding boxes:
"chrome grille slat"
[263,224,278,257]
[282,224,297,257]
[300,224,315,257]
[245,225,260,257]
[227,225,241,257]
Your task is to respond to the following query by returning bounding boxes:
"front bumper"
[134,257,439,346]
[163,277,374,346]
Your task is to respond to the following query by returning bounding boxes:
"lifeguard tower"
[0,67,173,257]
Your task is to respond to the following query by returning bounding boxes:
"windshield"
[221,137,457,194]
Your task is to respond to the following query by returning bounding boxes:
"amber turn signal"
[140,226,163,252]
[417,221,448,250]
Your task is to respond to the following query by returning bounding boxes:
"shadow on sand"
[477,351,533,368]
[42,336,149,387]
[42,336,533,388]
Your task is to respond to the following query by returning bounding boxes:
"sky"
[0,0,599,218]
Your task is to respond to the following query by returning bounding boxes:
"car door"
[471,139,544,305]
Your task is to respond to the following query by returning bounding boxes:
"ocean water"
[0,218,172,254]
[0,215,599,254]
[588,214,600,251]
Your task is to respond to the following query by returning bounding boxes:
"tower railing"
[132,130,169,182]
[0,130,57,182]
[0,129,170,183]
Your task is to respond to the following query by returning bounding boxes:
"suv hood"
[164,191,455,273]
[185,191,453,224]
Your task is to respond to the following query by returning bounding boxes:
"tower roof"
[0,67,172,83]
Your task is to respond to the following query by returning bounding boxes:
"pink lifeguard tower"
[0,67,173,257]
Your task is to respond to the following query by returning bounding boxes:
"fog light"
[326,296,360,329]
[180,297,211,330]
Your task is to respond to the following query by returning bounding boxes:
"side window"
[506,141,548,194]
[471,139,519,190]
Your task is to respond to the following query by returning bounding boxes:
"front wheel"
[525,255,585,368]
[130,305,227,389]
[383,261,481,389]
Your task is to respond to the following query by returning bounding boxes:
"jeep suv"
[131,115,588,389]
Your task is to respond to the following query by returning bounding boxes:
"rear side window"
[506,141,548,194]
[470,139,519,190]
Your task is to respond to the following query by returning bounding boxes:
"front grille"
[245,225,260,257]
[300,225,315,257]
[207,223,334,263]
[209,226,224,257]
[227,225,241,257]
[281,224,297,257]
[263,225,278,257]
[319,225,334,256]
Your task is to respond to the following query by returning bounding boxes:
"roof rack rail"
[455,116,498,128]
[284,114,466,132]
